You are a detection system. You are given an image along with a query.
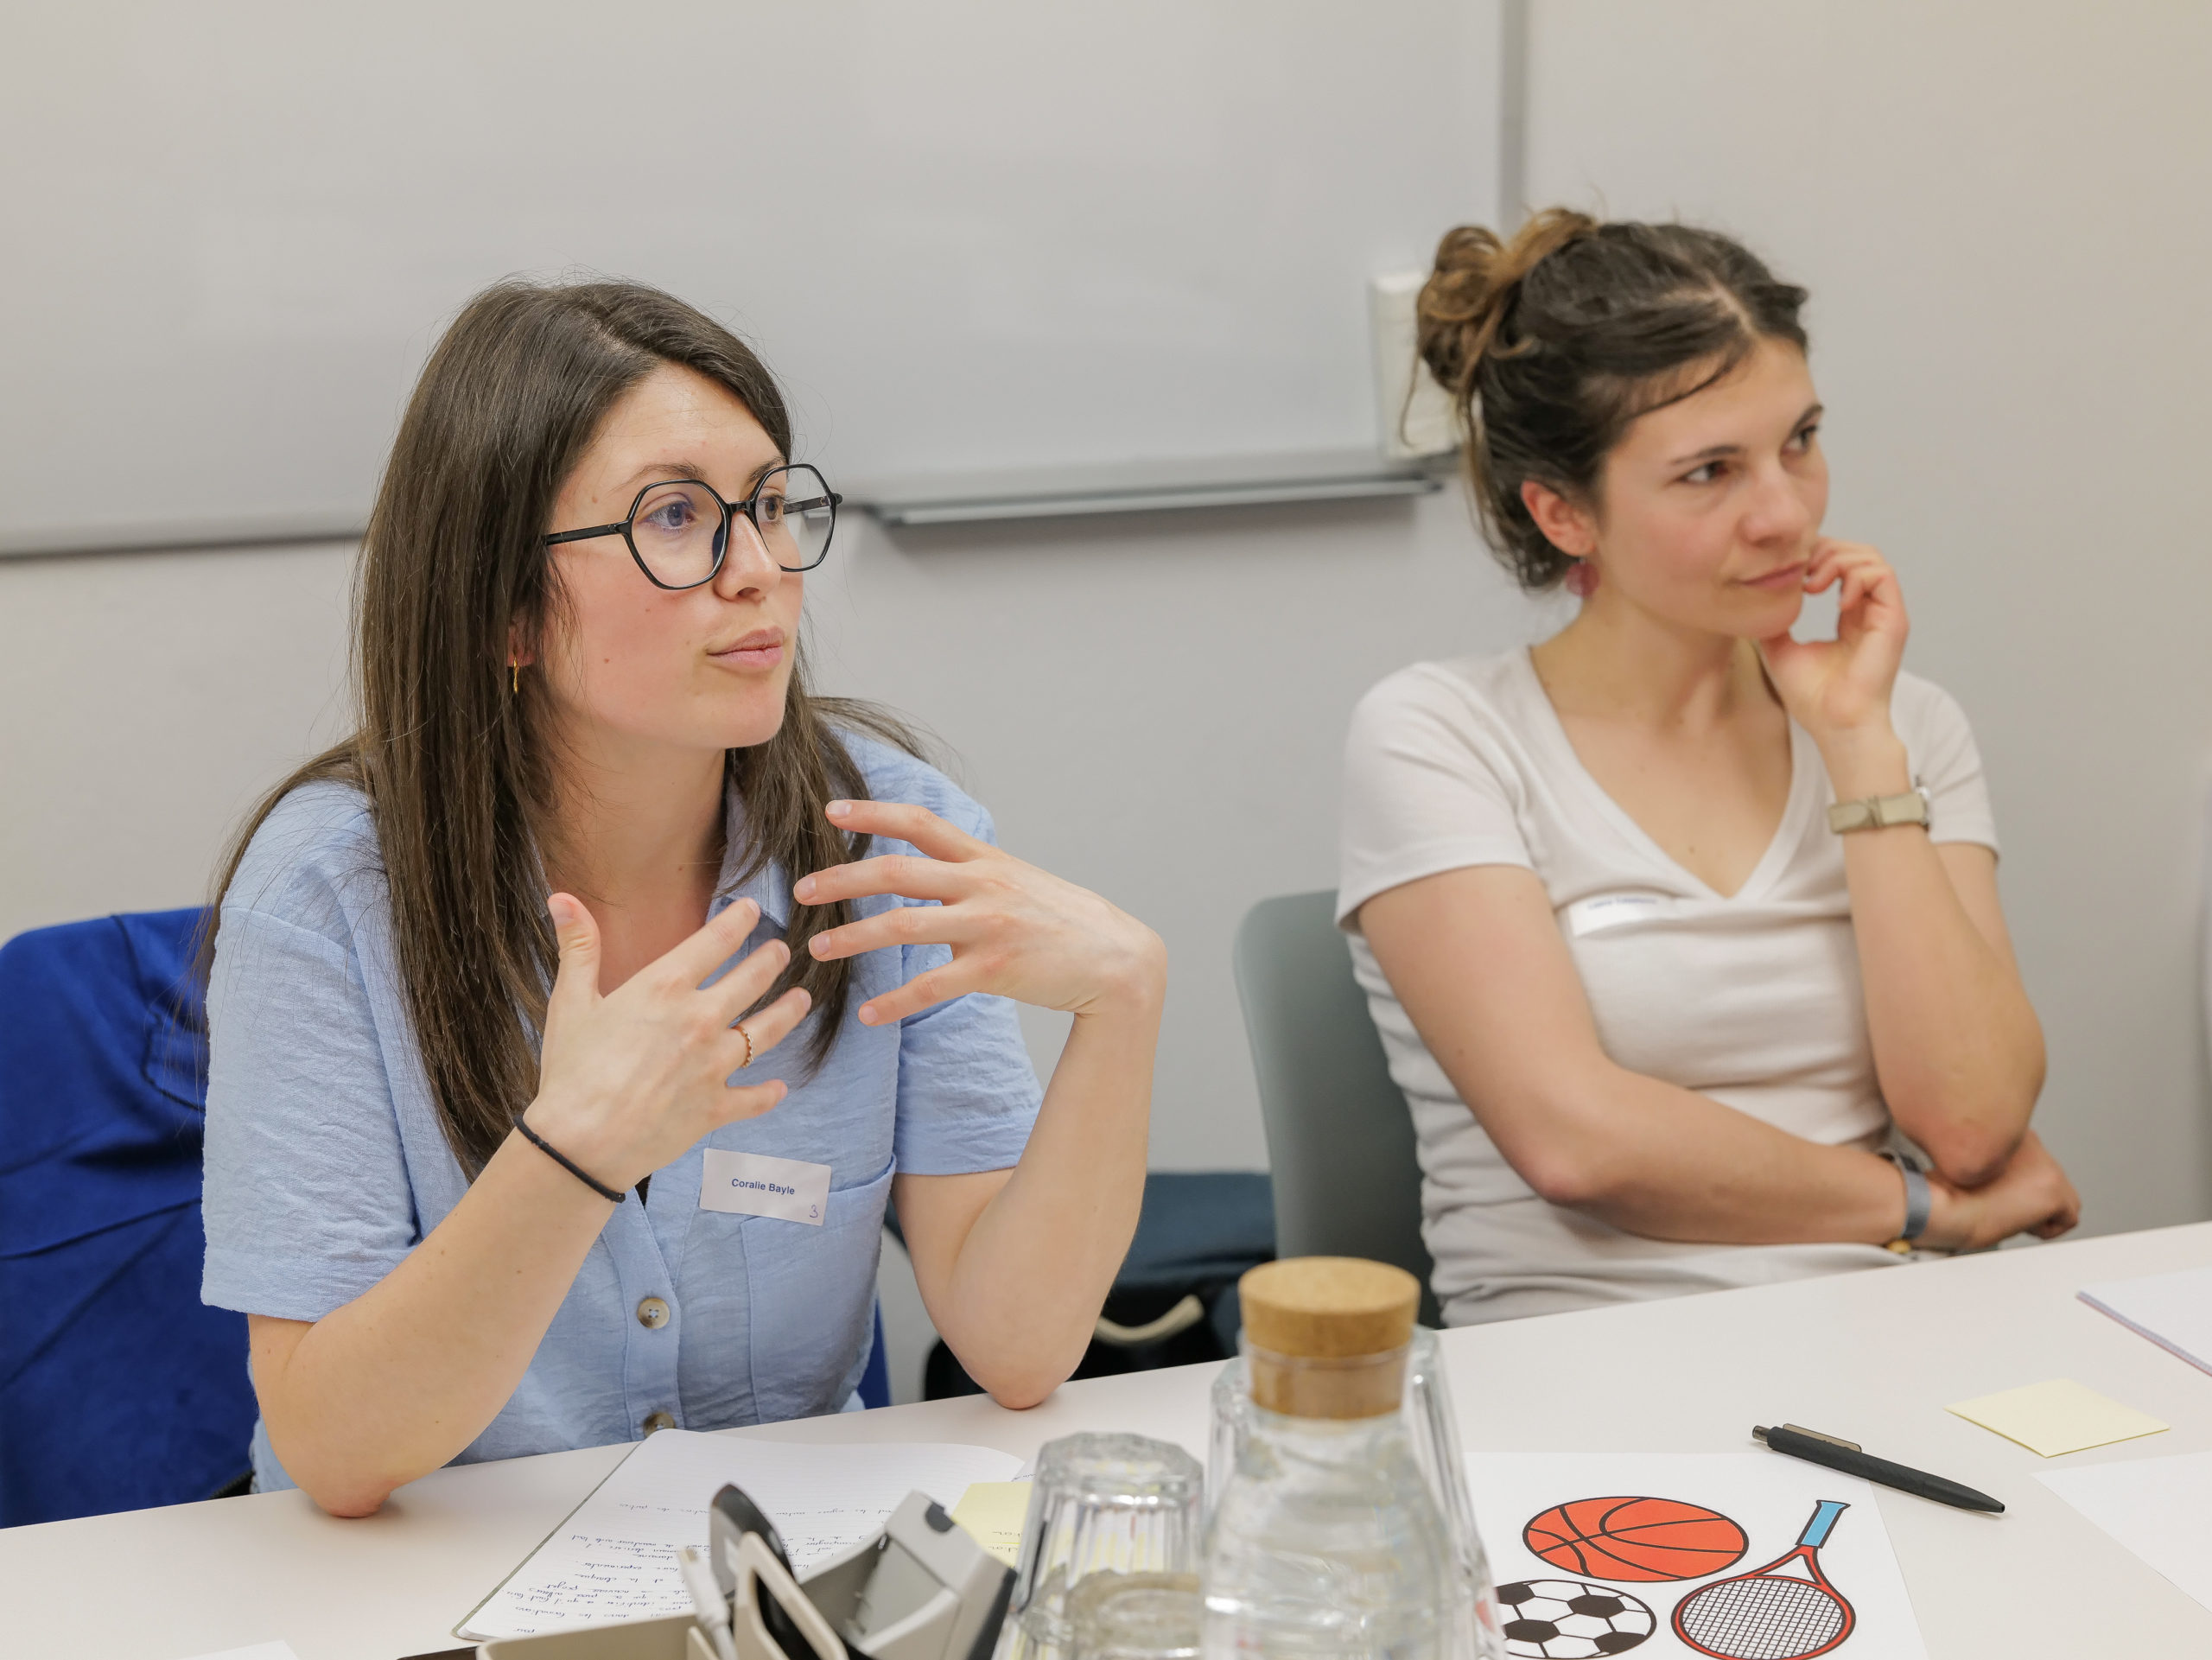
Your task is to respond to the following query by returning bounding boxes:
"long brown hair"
[210,280,917,1174]
[1415,208,1809,590]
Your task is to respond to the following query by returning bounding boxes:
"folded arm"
[1357,862,2074,1249]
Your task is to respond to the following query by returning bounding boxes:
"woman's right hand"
[1920,1129,2081,1251]
[523,894,814,1192]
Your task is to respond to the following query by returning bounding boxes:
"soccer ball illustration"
[1497,1578,1657,1657]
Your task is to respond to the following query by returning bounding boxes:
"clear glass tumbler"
[994,1432,1206,1660]
[1067,1572,1204,1660]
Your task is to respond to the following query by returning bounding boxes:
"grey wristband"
[1881,1150,1931,1244]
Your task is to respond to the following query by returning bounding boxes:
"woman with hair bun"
[1338,211,2077,1324]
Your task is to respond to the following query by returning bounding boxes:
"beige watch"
[1827,786,1930,835]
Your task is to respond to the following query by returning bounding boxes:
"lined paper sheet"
[456,1430,1021,1641]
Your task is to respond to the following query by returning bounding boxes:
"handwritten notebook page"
[456,1429,1022,1641]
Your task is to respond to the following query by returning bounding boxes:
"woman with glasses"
[199,281,1165,1516]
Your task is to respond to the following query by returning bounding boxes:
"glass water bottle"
[1202,1258,1501,1659]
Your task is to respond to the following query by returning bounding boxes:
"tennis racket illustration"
[1671,1499,1856,1660]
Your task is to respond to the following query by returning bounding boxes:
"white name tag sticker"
[700,1148,832,1226]
[1564,893,1671,938]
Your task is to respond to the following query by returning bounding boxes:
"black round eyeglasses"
[543,464,841,589]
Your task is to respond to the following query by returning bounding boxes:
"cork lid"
[1238,1257,1420,1360]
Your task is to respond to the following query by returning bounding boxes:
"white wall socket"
[1369,270,1461,461]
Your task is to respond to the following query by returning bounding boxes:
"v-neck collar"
[1511,647,1815,904]
[708,781,792,933]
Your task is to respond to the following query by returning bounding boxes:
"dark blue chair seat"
[858,1305,890,1410]
[0,908,256,1527]
[906,1170,1275,1400]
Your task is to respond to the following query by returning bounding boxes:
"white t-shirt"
[1336,649,1999,1325]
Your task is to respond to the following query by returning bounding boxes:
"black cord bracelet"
[514,1116,626,1203]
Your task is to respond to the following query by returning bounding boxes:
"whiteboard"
[0,1,1499,556]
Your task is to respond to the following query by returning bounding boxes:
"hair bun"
[1416,208,1599,394]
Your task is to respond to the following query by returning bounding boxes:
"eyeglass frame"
[541,464,842,589]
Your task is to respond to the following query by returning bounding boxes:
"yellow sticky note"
[1946,1377,2170,1457]
[950,1479,1033,1568]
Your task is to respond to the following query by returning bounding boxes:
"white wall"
[0,542,356,926]
[0,0,1500,551]
[1523,0,2212,1233]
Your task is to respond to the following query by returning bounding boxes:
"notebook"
[455,1429,1021,1642]
[2079,1263,2212,1377]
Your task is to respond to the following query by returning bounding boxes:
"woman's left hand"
[794,798,1166,1026]
[1756,537,1910,748]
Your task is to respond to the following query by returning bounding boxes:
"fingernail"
[793,875,816,900]
[827,800,851,819]
[857,1002,877,1025]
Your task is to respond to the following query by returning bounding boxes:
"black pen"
[1752,1423,2005,1513]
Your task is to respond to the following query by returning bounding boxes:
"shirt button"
[642,1410,677,1434]
[637,1296,671,1330]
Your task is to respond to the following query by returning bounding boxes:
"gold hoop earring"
[510,660,519,695]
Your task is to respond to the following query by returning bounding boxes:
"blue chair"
[858,1305,890,1410]
[0,908,257,1526]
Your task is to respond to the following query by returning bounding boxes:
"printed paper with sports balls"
[1466,1453,1929,1660]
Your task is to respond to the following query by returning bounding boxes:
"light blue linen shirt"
[200,735,1041,1491]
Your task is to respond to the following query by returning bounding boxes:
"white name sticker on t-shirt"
[1564,893,1672,938]
[700,1148,831,1225]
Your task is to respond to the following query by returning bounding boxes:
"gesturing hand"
[1756,538,1910,747]
[794,798,1166,1026]
[525,894,814,1193]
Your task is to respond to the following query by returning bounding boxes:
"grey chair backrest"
[1232,890,1441,1327]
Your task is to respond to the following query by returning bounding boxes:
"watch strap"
[1880,1150,1931,1251]
[1828,788,1930,835]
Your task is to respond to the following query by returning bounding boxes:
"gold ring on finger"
[736,1021,754,1068]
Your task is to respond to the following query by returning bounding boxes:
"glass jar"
[1200,1260,1502,1659]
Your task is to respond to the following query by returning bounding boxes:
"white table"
[5,1223,2209,1660]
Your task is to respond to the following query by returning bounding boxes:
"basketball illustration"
[1522,1496,1750,1583]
